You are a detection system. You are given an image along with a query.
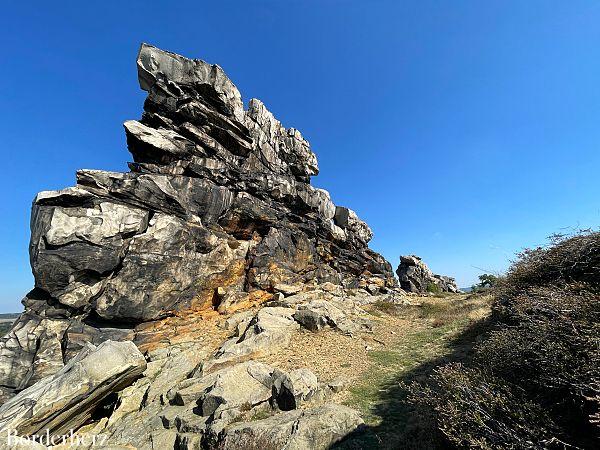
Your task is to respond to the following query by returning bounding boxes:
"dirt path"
[338,293,493,449]
[258,293,491,448]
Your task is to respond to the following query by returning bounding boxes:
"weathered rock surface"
[200,307,300,374]
[0,284,382,448]
[396,255,460,293]
[273,368,320,411]
[52,351,349,449]
[0,341,145,437]
[220,404,363,450]
[0,43,398,399]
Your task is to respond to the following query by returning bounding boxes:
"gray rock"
[334,206,373,244]
[162,362,326,446]
[198,361,275,419]
[92,214,252,321]
[273,283,303,296]
[0,304,135,402]
[220,404,363,450]
[294,300,368,335]
[124,120,202,164]
[30,199,149,309]
[0,341,146,437]
[396,255,460,293]
[149,430,178,450]
[201,307,299,374]
[328,377,350,394]
[246,98,319,179]
[137,42,245,122]
[0,435,47,449]
[36,345,205,450]
[273,368,320,411]
[0,43,398,396]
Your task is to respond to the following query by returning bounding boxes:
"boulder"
[220,404,363,450]
[273,368,320,410]
[294,300,370,335]
[0,341,146,437]
[198,361,275,418]
[201,307,299,374]
[163,362,326,444]
[0,43,397,400]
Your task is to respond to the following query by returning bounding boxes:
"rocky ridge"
[0,44,405,448]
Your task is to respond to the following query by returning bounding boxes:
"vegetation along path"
[338,293,493,449]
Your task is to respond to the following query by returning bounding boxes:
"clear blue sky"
[1,1,599,312]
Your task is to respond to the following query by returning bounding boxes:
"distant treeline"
[0,313,19,320]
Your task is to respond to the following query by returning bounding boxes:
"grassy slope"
[337,294,492,449]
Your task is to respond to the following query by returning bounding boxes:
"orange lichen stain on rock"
[219,290,272,314]
[132,253,276,354]
[189,260,249,311]
[133,289,272,354]
[134,308,224,354]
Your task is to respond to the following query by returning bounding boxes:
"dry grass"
[330,294,492,449]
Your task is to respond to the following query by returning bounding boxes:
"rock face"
[0,341,146,437]
[396,255,459,293]
[0,43,397,402]
[220,404,363,450]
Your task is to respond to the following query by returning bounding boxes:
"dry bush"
[411,364,559,449]
[372,299,400,315]
[499,230,600,293]
[479,287,599,417]
[409,231,600,449]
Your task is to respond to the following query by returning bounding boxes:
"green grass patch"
[338,309,483,449]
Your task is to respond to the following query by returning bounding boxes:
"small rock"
[327,377,349,394]
[273,283,303,296]
[273,368,319,410]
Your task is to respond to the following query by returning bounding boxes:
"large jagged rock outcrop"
[0,43,397,403]
[396,255,459,293]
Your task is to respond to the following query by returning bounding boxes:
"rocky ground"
[0,289,490,449]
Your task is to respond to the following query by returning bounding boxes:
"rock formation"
[0,341,146,437]
[396,255,459,293]
[0,43,402,447]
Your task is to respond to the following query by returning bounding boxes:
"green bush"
[426,282,441,294]
[471,274,500,292]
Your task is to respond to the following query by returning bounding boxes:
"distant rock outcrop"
[396,255,459,293]
[0,43,397,402]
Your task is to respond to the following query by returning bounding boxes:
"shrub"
[411,364,559,449]
[426,282,441,294]
[499,230,600,292]
[471,274,500,293]
[409,231,600,449]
